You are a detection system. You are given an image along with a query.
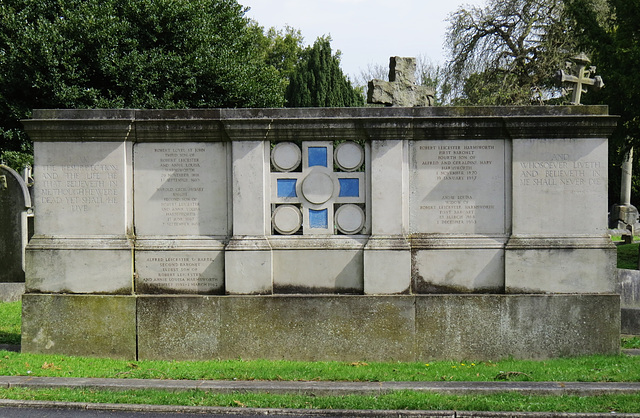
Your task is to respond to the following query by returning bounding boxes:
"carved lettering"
[411,140,505,234]
[39,164,119,209]
[516,156,602,191]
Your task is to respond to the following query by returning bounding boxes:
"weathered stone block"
[21,294,136,359]
[415,295,620,360]
[137,296,221,360]
[218,296,416,362]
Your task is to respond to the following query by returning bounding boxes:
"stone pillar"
[224,140,273,294]
[610,148,638,236]
[364,139,411,294]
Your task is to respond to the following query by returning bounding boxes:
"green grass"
[0,350,638,382]
[0,387,638,413]
[0,301,21,345]
[617,242,639,269]
[622,336,640,349]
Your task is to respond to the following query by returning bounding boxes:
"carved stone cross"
[556,53,604,105]
[367,57,435,107]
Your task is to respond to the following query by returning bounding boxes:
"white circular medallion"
[272,205,302,234]
[271,142,301,172]
[334,142,364,172]
[301,171,334,205]
[335,204,365,234]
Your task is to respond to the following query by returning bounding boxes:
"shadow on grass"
[0,331,20,346]
[617,243,639,270]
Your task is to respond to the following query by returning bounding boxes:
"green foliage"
[445,0,574,105]
[565,0,640,207]
[285,37,364,107]
[0,0,286,156]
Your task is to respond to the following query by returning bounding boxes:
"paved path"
[1,376,640,417]
[2,375,640,397]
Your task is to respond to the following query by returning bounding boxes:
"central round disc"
[301,171,334,205]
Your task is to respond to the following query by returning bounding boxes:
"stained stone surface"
[22,294,136,359]
[367,57,435,107]
[134,142,228,236]
[32,141,132,236]
[0,165,31,283]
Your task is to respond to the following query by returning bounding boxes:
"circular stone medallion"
[334,142,364,172]
[271,142,301,172]
[301,171,334,205]
[272,205,302,234]
[335,204,365,234]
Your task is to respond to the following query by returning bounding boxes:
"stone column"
[363,139,411,294]
[224,139,273,294]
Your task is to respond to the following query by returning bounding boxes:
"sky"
[241,0,485,82]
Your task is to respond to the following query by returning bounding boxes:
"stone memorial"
[368,56,434,106]
[0,164,31,301]
[21,91,620,360]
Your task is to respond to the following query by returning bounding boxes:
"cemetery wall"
[20,106,621,360]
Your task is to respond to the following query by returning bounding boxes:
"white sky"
[241,0,485,82]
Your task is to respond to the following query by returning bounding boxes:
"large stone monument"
[21,102,619,361]
[0,164,31,301]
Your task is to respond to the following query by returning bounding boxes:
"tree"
[565,0,640,206]
[0,0,286,169]
[285,37,364,107]
[444,0,575,105]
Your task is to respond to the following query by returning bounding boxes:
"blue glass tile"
[309,209,328,228]
[277,179,297,198]
[338,178,359,197]
[308,147,328,167]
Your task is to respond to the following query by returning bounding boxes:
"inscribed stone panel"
[410,140,505,234]
[34,141,130,236]
[511,138,607,235]
[136,250,224,294]
[134,143,228,236]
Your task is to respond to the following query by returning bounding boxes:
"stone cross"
[556,53,604,105]
[367,57,435,107]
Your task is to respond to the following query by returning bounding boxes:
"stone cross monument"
[555,53,604,105]
[367,57,435,107]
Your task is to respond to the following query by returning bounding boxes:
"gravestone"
[0,164,31,301]
[20,105,620,361]
[367,57,434,106]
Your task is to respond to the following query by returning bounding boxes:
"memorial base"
[505,236,617,293]
[22,293,620,361]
